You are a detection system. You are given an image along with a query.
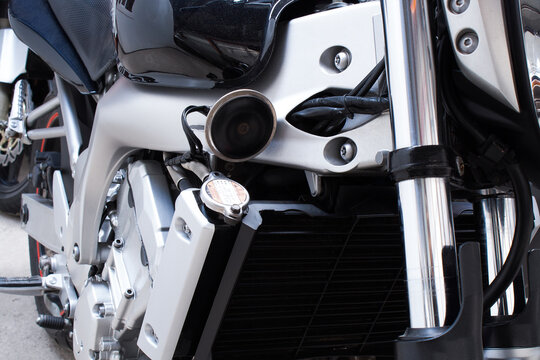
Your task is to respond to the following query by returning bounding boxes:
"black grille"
[212,213,407,360]
[210,210,478,360]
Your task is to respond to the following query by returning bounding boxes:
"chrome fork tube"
[381,0,458,328]
[479,192,516,316]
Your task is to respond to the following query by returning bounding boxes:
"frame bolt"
[457,31,479,55]
[449,0,470,14]
[113,238,124,249]
[72,244,80,262]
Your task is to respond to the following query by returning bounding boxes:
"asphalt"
[0,211,73,359]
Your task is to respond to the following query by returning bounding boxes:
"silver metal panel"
[127,161,174,280]
[0,29,28,84]
[53,170,69,240]
[137,190,215,360]
[64,2,394,265]
[443,0,519,111]
[21,193,63,254]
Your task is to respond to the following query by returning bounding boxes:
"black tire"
[0,149,34,214]
[28,236,72,349]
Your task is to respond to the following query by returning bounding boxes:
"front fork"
[381,0,459,329]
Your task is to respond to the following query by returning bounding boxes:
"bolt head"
[449,0,470,14]
[72,244,80,262]
[457,31,479,55]
[113,238,124,249]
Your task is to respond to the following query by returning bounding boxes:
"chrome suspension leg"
[479,192,517,316]
[381,0,458,329]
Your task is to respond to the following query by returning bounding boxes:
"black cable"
[181,105,210,156]
[297,95,389,114]
[483,161,533,311]
[437,36,534,311]
[347,58,385,97]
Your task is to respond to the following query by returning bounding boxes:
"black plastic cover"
[115,0,298,89]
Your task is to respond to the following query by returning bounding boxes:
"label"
[205,179,248,205]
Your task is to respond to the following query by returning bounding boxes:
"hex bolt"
[457,31,479,55]
[124,288,135,299]
[231,204,241,215]
[72,244,80,262]
[113,238,124,249]
[334,50,351,72]
[449,0,470,14]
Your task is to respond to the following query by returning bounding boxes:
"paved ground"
[0,211,73,359]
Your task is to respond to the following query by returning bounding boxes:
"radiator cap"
[200,172,249,224]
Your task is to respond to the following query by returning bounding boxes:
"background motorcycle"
[0,0,539,360]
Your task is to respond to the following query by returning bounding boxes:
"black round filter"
[206,90,276,162]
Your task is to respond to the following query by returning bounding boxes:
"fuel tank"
[115,0,299,89]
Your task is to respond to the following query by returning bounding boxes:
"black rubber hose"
[483,161,534,310]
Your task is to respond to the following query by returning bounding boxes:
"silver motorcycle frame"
[15,0,531,358]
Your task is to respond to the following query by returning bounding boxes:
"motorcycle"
[0,0,539,359]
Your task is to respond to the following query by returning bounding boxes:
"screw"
[124,288,135,299]
[182,224,191,237]
[334,50,351,72]
[449,0,469,14]
[96,304,106,317]
[457,31,479,55]
[340,142,355,162]
[231,204,241,215]
[113,238,124,249]
[48,276,57,285]
[72,244,80,262]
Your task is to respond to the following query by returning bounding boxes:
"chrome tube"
[480,192,516,316]
[382,0,458,328]
[26,96,60,128]
[55,75,82,174]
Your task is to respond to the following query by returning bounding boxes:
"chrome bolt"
[457,31,479,55]
[124,288,135,299]
[96,304,106,317]
[340,142,356,162]
[113,238,124,249]
[334,50,351,72]
[449,0,469,14]
[183,224,192,237]
[231,204,241,215]
[72,244,80,262]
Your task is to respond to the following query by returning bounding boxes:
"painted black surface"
[115,0,298,88]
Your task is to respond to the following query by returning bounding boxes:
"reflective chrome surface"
[522,0,540,120]
[397,178,456,328]
[480,193,517,316]
[382,0,458,328]
[484,346,540,360]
